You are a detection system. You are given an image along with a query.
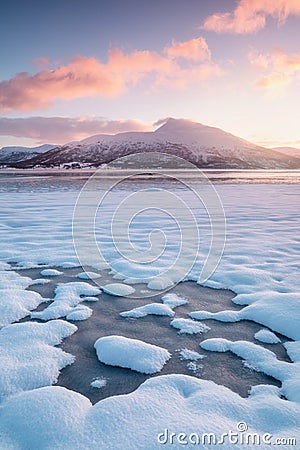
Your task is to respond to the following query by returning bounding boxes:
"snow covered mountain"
[0,144,56,165]
[5,119,300,169]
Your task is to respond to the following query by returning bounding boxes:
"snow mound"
[200,338,300,402]
[102,283,135,296]
[161,293,188,308]
[0,320,77,401]
[171,318,210,334]
[0,375,299,449]
[77,271,102,280]
[255,329,281,344]
[31,282,101,320]
[120,303,175,318]
[40,269,63,276]
[94,335,171,374]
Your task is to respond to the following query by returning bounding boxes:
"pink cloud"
[202,0,300,34]
[0,117,151,144]
[0,56,124,112]
[164,37,211,62]
[249,48,300,89]
[0,38,222,113]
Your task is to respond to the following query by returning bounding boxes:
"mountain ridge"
[3,118,300,170]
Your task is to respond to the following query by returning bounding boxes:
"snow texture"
[178,348,206,361]
[0,320,76,401]
[0,271,47,327]
[0,375,299,449]
[94,335,171,374]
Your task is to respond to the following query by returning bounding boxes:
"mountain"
[6,119,300,169]
[271,146,300,159]
[0,144,56,165]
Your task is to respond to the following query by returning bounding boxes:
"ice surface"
[0,181,300,446]
[170,318,211,334]
[94,335,171,374]
[120,303,175,318]
[0,320,76,401]
[31,282,101,321]
[0,375,299,449]
[254,329,281,344]
[101,283,135,296]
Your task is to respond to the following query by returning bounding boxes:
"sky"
[1,0,300,149]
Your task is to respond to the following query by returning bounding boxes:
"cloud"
[0,117,151,144]
[164,37,211,62]
[0,38,222,113]
[248,48,300,89]
[0,56,124,113]
[202,0,300,34]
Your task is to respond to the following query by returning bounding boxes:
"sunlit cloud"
[0,38,222,113]
[164,37,211,61]
[249,48,300,89]
[0,117,151,144]
[202,0,300,34]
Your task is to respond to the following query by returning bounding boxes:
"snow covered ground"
[0,177,299,448]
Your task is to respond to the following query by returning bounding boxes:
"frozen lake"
[0,170,299,449]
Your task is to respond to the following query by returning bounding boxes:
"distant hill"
[4,119,300,170]
[0,144,56,165]
[271,146,300,159]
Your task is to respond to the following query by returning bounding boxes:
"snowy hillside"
[5,119,300,169]
[0,144,56,164]
[272,146,300,159]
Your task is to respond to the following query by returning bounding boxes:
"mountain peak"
[155,117,204,133]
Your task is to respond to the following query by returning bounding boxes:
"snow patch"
[171,318,210,335]
[31,282,101,320]
[255,329,281,344]
[0,320,76,401]
[102,283,135,297]
[40,269,63,276]
[120,303,175,318]
[94,335,171,374]
[161,293,188,308]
